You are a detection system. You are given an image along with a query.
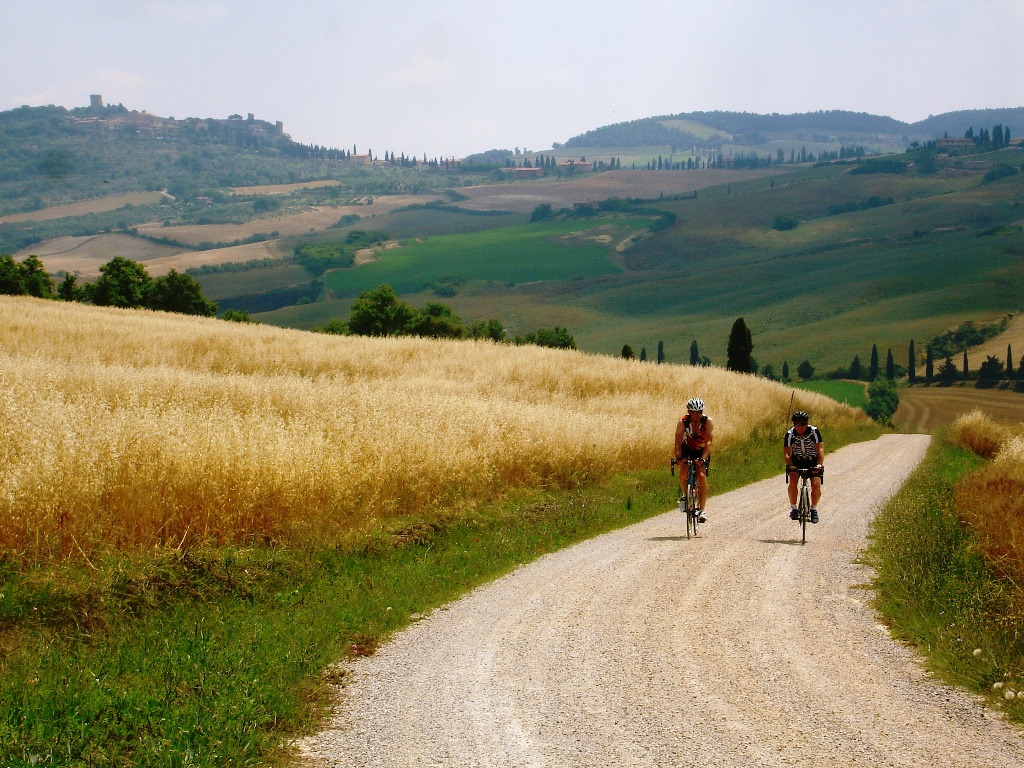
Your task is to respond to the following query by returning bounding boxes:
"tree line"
[0,253,219,317]
[314,284,576,349]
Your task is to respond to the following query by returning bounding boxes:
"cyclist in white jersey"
[784,411,824,524]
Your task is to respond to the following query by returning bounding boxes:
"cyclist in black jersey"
[784,411,824,523]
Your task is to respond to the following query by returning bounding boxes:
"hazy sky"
[5,1,1024,157]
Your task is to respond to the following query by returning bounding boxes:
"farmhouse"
[935,137,976,151]
[501,166,545,179]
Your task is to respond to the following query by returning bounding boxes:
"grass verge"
[863,436,1024,724]
[0,421,882,767]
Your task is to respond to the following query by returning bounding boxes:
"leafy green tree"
[937,356,958,384]
[870,344,879,380]
[726,318,754,373]
[978,355,1004,384]
[530,203,554,222]
[58,272,81,301]
[410,303,464,339]
[315,318,348,335]
[850,355,862,380]
[347,284,416,336]
[466,318,506,342]
[516,327,577,349]
[89,256,153,308]
[772,214,798,231]
[221,309,256,323]
[761,364,778,381]
[148,269,218,316]
[0,255,27,295]
[865,379,899,422]
[797,360,814,380]
[18,255,55,298]
[621,344,635,360]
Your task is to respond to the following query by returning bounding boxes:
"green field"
[242,159,1024,371]
[322,219,646,297]
[793,380,868,410]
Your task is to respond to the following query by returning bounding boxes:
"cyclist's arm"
[816,441,825,466]
[702,418,714,461]
[673,419,685,460]
[783,431,792,467]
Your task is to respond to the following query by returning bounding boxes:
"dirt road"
[301,434,1024,767]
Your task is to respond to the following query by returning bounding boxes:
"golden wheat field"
[0,296,866,561]
[950,411,1024,581]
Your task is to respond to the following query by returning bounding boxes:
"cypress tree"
[690,340,699,366]
[963,350,969,380]
[908,340,917,383]
[886,348,895,380]
[870,344,879,380]
[657,340,665,364]
[782,361,790,381]
[726,318,755,373]
[1008,344,1014,379]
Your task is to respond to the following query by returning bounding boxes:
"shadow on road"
[648,536,695,542]
[756,538,806,546]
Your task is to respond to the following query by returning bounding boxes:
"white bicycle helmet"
[686,397,705,412]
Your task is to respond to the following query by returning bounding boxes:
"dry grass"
[895,386,1024,434]
[966,312,1024,365]
[458,169,783,213]
[0,296,867,562]
[228,180,343,196]
[0,192,166,224]
[18,233,186,278]
[133,195,433,246]
[951,411,1024,581]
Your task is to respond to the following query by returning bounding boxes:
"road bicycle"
[671,457,703,539]
[788,465,823,545]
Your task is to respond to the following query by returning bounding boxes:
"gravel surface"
[300,434,1024,767]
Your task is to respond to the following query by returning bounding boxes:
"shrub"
[865,378,899,422]
[772,214,798,231]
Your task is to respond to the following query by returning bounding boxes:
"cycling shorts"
[678,447,710,473]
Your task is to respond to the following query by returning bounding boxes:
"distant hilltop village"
[70,94,285,139]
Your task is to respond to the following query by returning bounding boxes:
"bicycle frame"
[672,458,702,539]
[789,466,820,545]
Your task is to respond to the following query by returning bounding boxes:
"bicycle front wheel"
[687,482,699,538]
[799,483,810,545]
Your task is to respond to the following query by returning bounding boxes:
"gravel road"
[300,434,1024,767]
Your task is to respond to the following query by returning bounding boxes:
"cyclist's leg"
[695,462,708,511]
[810,476,822,508]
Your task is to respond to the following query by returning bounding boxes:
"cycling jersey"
[785,424,823,464]
[681,414,710,452]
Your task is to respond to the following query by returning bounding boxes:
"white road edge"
[300,434,1024,767]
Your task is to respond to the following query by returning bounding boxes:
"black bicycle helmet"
[791,410,809,424]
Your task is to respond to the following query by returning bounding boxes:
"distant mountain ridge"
[563,108,1024,149]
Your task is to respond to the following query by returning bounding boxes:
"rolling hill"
[3,100,1024,375]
